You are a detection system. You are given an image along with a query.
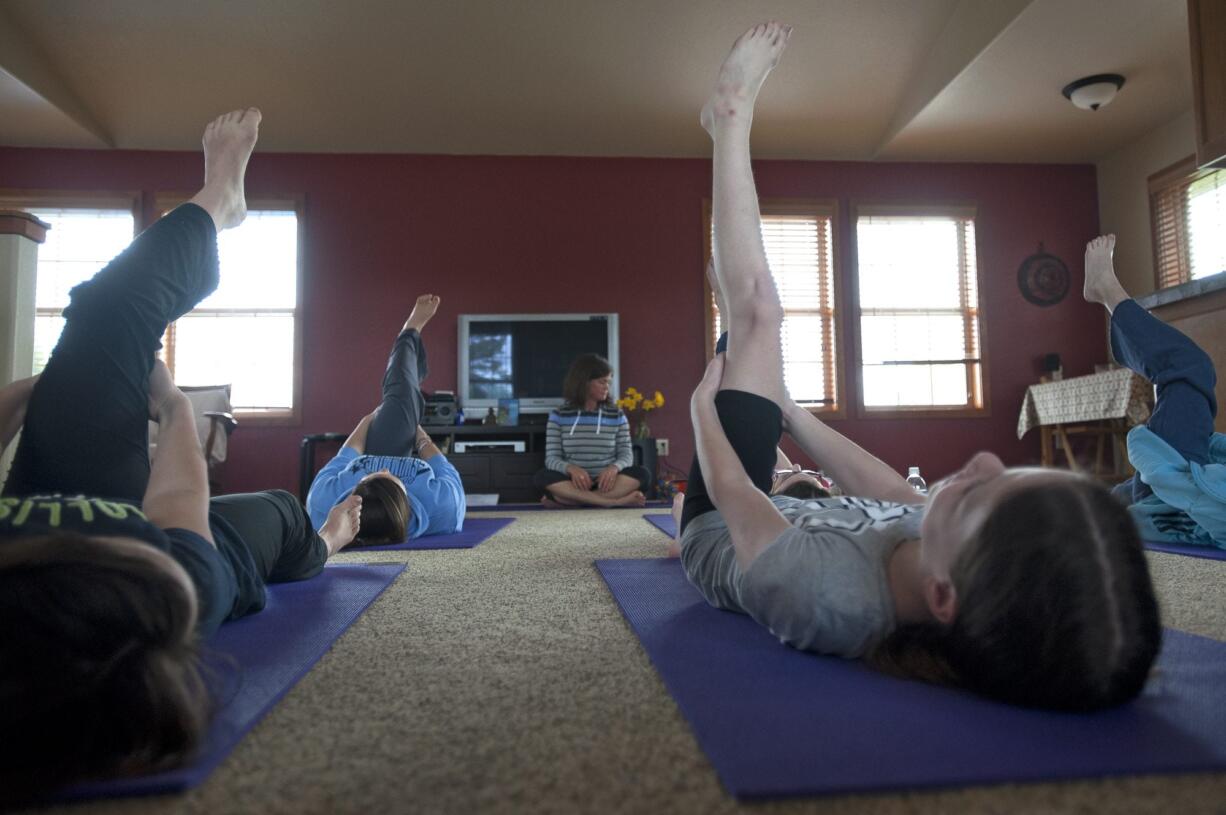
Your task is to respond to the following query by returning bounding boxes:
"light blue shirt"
[306,446,466,539]
[1127,426,1226,548]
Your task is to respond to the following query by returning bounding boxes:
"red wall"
[0,147,1102,494]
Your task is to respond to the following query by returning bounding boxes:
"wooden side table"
[1019,369,1153,480]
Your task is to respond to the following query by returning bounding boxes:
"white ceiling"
[0,0,1193,163]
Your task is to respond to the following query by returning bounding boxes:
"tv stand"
[423,423,547,503]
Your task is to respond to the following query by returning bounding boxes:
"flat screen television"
[457,313,620,417]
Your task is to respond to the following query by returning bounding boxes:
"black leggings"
[366,329,428,457]
[679,389,782,535]
[5,204,327,583]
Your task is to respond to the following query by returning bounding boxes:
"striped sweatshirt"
[545,404,634,476]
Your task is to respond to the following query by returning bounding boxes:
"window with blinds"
[0,197,138,374]
[1150,159,1226,289]
[704,201,841,413]
[854,208,985,413]
[155,199,303,420]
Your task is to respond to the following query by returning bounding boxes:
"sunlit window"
[1187,171,1225,281]
[157,200,302,419]
[3,204,137,373]
[1150,162,1226,289]
[854,209,984,412]
[706,201,840,413]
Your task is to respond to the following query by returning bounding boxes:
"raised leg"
[701,21,792,405]
[366,294,439,457]
[1084,235,1216,502]
[4,109,260,499]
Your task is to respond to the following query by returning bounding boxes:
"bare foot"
[670,493,685,540]
[540,495,567,509]
[320,494,362,555]
[1084,234,1129,312]
[189,108,261,231]
[404,294,441,333]
[700,21,792,136]
[614,491,647,508]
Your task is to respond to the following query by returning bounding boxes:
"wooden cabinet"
[424,423,548,503]
[1189,0,1226,168]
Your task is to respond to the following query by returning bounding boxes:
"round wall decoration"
[1017,243,1069,307]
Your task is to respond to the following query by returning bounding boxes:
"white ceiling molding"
[873,0,1034,158]
[0,4,111,147]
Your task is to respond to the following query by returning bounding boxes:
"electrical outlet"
[655,438,669,456]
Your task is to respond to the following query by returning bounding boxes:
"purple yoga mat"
[1144,539,1226,560]
[595,557,1226,800]
[643,513,676,537]
[469,500,672,512]
[55,563,404,802]
[346,516,514,551]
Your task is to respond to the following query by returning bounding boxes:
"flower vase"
[634,420,651,441]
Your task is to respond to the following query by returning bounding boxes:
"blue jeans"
[1109,299,1217,503]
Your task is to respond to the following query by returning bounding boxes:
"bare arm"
[343,413,375,454]
[692,356,791,571]
[414,425,442,460]
[0,374,39,452]
[781,400,920,505]
[142,392,214,543]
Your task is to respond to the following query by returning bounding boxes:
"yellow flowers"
[618,387,665,440]
[617,387,664,412]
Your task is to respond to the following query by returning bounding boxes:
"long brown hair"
[868,478,1161,711]
[0,533,209,803]
[561,353,613,409]
[352,478,410,545]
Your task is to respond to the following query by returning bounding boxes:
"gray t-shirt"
[680,495,923,658]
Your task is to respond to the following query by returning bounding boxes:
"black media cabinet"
[423,423,548,503]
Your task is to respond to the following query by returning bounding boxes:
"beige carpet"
[28,510,1226,815]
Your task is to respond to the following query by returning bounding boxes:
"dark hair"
[775,479,831,500]
[0,533,208,803]
[867,478,1161,711]
[562,353,613,409]
[352,478,410,545]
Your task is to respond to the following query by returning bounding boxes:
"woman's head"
[874,454,1161,711]
[353,472,410,545]
[0,533,208,801]
[562,354,614,408]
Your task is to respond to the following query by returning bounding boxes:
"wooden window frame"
[0,189,142,369]
[1148,155,1226,291]
[850,202,990,420]
[153,193,306,426]
[701,198,845,418]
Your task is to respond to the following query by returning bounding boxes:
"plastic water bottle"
[906,466,928,495]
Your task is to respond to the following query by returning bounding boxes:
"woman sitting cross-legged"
[306,296,466,545]
[679,21,1160,712]
[0,108,363,803]
[533,353,652,508]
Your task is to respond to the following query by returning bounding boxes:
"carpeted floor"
[29,509,1226,815]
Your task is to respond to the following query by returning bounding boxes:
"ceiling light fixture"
[1062,74,1126,111]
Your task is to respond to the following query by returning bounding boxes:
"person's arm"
[142,390,213,543]
[597,415,633,492]
[342,412,376,454]
[781,400,921,505]
[692,355,791,570]
[305,447,361,529]
[544,412,591,490]
[414,425,442,460]
[0,374,39,453]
